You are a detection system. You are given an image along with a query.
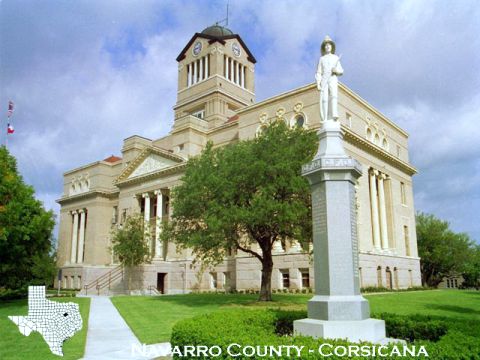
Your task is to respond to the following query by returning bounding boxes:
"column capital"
[70,210,78,215]
[142,192,150,199]
[373,169,379,176]
[378,173,387,181]
[78,208,85,214]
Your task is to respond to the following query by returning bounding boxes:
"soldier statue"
[316,36,343,122]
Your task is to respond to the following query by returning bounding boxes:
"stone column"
[225,56,229,79]
[205,55,209,78]
[235,61,239,84]
[369,169,381,250]
[154,190,163,259]
[143,193,151,251]
[70,210,79,264]
[76,209,86,263]
[193,61,197,84]
[294,120,386,343]
[377,173,389,250]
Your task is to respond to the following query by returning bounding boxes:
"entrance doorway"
[157,273,167,294]
[386,267,392,289]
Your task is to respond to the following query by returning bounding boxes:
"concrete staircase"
[83,265,127,296]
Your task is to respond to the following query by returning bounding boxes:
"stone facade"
[56,25,421,293]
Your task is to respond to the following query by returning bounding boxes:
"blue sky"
[1,0,479,243]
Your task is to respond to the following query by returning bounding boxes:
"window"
[192,109,205,119]
[112,206,118,224]
[404,225,410,256]
[346,113,352,128]
[446,279,451,288]
[400,182,407,205]
[209,272,217,289]
[293,114,305,128]
[377,266,382,287]
[300,269,310,288]
[382,138,388,150]
[454,279,458,288]
[366,128,373,140]
[223,272,230,288]
[280,270,290,289]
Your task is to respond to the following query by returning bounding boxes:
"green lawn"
[111,289,480,344]
[0,297,90,360]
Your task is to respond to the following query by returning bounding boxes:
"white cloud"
[1,0,479,242]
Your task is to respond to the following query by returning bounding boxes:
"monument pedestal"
[294,318,386,343]
[294,120,392,344]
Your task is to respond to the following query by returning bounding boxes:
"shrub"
[0,287,28,301]
[171,309,480,359]
[373,313,447,342]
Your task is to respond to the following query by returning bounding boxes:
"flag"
[7,123,14,134]
[7,101,14,117]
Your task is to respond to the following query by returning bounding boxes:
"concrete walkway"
[82,296,171,360]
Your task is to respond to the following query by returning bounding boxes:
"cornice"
[56,189,119,205]
[342,126,417,175]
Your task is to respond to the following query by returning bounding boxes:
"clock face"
[232,42,241,57]
[193,41,202,56]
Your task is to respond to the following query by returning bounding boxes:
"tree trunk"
[259,253,273,301]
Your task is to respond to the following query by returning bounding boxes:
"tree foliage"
[416,212,474,287]
[111,213,151,267]
[163,121,318,301]
[462,245,480,288]
[0,146,56,290]
[111,213,151,291]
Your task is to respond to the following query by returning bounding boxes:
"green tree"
[163,121,317,301]
[462,245,480,289]
[416,212,473,287]
[0,145,56,290]
[111,213,151,290]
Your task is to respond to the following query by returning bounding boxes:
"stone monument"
[293,36,389,343]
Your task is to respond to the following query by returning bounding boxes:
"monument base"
[294,318,398,344]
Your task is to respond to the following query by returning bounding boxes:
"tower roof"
[201,25,234,37]
[176,27,256,63]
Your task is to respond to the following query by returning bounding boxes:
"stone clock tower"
[174,25,256,129]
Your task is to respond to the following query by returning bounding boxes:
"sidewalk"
[82,296,171,360]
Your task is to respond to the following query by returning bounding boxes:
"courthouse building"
[56,25,421,294]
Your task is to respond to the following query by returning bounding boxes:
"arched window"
[382,138,388,150]
[366,128,373,140]
[374,134,380,145]
[256,124,268,137]
[292,114,305,128]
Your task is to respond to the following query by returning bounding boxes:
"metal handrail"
[84,264,123,295]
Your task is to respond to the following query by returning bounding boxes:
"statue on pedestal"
[316,36,343,122]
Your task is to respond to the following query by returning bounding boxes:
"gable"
[128,153,178,179]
